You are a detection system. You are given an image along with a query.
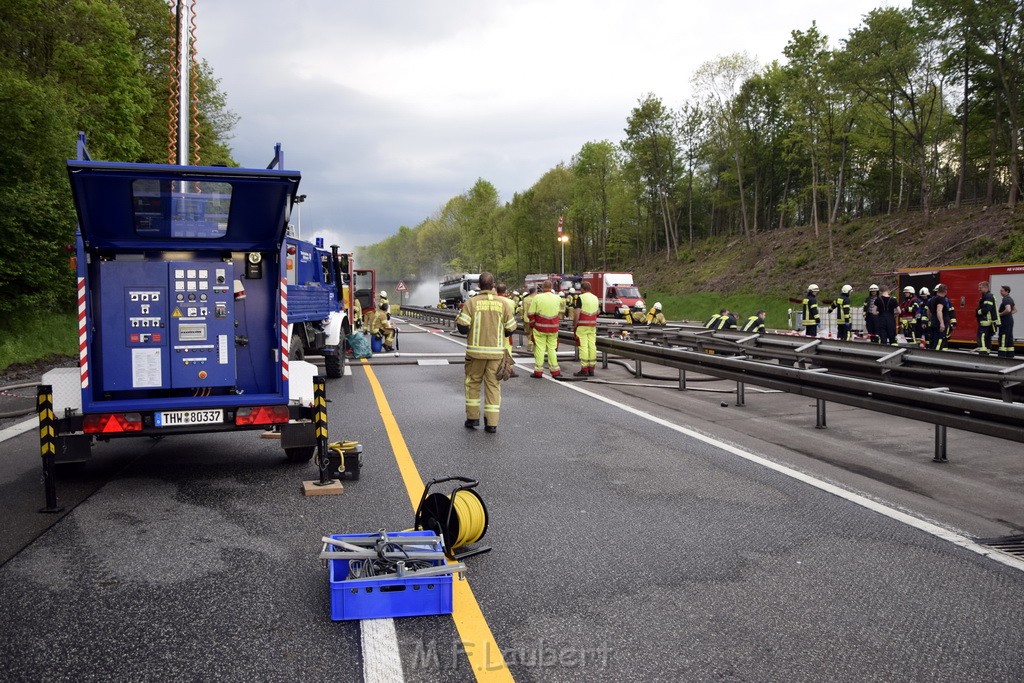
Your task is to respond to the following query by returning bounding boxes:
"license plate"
[155,409,223,427]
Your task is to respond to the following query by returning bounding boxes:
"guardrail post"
[736,381,745,406]
[635,359,642,378]
[602,349,608,370]
[815,399,827,429]
[678,368,686,391]
[37,385,63,513]
[933,425,948,463]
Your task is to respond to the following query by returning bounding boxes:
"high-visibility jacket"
[977,292,998,327]
[899,294,916,322]
[704,314,722,328]
[802,294,820,326]
[830,295,851,324]
[456,290,517,359]
[574,292,600,327]
[529,291,562,334]
[647,311,667,325]
[370,310,392,335]
[741,315,765,334]
[520,294,536,323]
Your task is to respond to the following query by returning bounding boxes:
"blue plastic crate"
[328,531,453,621]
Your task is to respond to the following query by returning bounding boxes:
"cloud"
[195,0,909,249]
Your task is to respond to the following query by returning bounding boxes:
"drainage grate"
[976,534,1024,558]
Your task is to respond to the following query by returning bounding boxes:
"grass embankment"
[0,313,78,373]
[649,292,795,330]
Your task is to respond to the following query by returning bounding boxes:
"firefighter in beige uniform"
[456,272,517,433]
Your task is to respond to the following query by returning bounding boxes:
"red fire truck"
[895,262,1023,349]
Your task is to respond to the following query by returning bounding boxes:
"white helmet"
[919,287,930,296]
[513,290,520,296]
[653,302,662,311]
[569,287,577,294]
[808,284,819,292]
[903,286,915,294]
[468,290,477,297]
[869,284,879,292]
[841,285,853,294]
[619,305,629,315]
[379,290,388,299]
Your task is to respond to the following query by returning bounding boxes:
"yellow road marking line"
[361,360,513,681]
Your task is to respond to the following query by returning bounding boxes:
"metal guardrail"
[399,305,1024,453]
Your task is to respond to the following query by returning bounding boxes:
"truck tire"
[324,345,343,378]
[290,334,305,360]
[284,446,315,462]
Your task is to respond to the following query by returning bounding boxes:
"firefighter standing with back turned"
[572,281,600,376]
[456,272,517,433]
[529,280,563,378]
[789,284,820,337]
[829,285,853,341]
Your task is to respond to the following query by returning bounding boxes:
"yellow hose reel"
[414,477,490,559]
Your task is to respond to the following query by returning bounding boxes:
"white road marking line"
[414,317,1024,570]
[0,417,38,444]
[361,617,405,683]
[558,378,1024,573]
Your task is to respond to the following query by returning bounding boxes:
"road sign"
[396,280,408,292]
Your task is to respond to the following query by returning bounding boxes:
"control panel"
[97,259,236,391]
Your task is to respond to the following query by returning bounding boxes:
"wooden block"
[302,479,344,496]
[259,431,281,440]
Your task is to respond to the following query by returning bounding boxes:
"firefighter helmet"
[379,290,388,299]
[653,302,662,311]
[919,287,930,296]
[808,284,819,292]
[869,284,879,291]
[841,284,853,294]
[903,286,915,294]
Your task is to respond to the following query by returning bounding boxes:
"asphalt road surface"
[1,318,1022,682]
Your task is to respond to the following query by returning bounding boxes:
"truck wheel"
[289,334,305,360]
[284,446,315,462]
[324,345,343,378]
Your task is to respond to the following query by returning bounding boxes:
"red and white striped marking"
[280,278,289,383]
[78,277,89,389]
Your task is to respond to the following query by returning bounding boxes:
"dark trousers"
[876,316,897,345]
[998,317,1015,357]
[804,324,818,337]
[837,323,852,342]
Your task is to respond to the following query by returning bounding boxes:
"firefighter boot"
[573,368,589,378]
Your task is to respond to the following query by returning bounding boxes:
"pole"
[561,240,565,275]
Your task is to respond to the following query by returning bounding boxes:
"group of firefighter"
[353,290,397,352]
[791,281,1016,357]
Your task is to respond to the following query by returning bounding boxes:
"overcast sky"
[196,0,910,251]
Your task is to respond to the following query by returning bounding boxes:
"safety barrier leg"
[635,359,642,378]
[313,376,332,485]
[602,350,608,370]
[678,369,686,391]
[736,381,745,406]
[816,399,827,429]
[37,385,63,513]
[933,425,948,462]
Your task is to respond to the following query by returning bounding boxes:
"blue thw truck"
[43,140,325,467]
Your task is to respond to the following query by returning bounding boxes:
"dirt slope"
[632,203,1024,297]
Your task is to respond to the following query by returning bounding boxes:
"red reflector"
[287,246,297,255]
[83,413,143,434]
[235,405,290,426]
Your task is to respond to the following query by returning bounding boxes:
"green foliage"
[0,0,238,325]
[0,312,78,371]
[647,292,793,330]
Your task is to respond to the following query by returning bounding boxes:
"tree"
[692,53,759,239]
[622,94,681,259]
